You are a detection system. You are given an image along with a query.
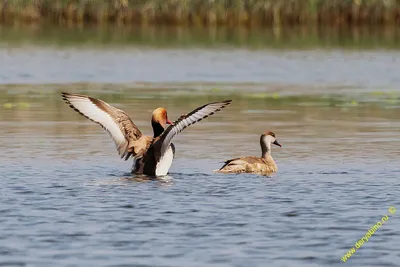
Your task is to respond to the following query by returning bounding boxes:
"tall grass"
[0,0,399,26]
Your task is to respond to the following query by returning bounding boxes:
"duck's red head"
[152,108,172,127]
[151,108,173,137]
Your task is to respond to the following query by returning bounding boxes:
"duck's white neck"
[260,135,272,159]
[261,142,271,158]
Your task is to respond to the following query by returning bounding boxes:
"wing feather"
[157,100,232,158]
[62,92,143,159]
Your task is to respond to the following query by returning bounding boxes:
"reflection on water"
[1,24,400,49]
[2,85,400,163]
[1,25,400,87]
[1,86,400,267]
[1,87,400,267]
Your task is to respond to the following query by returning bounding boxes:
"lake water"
[0,26,400,267]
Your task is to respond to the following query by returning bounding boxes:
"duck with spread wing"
[62,92,231,176]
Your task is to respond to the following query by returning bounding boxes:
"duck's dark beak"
[273,140,282,147]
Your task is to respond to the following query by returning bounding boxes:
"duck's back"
[216,156,277,174]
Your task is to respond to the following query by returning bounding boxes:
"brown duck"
[62,92,231,176]
[215,131,282,175]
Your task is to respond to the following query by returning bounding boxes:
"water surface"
[0,25,400,267]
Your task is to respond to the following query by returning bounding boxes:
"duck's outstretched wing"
[156,100,232,159]
[62,92,147,159]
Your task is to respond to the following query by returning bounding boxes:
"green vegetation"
[1,24,400,49]
[1,0,400,26]
[1,83,399,111]
[1,84,399,131]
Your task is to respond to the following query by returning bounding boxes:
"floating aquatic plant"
[3,103,14,108]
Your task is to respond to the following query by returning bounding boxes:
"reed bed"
[1,0,400,26]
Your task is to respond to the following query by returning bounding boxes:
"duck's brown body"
[62,92,231,176]
[217,156,277,175]
[215,131,281,176]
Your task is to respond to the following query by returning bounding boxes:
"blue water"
[1,49,400,90]
[1,42,400,267]
[1,157,399,267]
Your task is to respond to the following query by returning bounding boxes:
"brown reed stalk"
[0,0,399,26]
